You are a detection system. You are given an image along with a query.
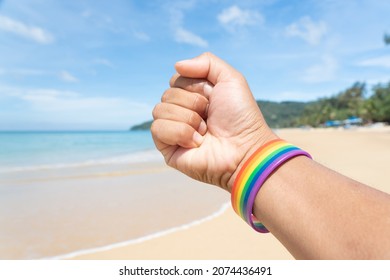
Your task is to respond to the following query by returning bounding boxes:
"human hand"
[152,52,277,192]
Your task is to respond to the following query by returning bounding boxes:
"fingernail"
[198,120,207,135]
[193,131,204,147]
[203,83,213,97]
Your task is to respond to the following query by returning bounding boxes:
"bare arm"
[151,52,390,259]
[246,156,390,259]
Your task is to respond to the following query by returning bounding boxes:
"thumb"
[175,52,242,85]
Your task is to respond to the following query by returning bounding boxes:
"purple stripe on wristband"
[246,149,312,233]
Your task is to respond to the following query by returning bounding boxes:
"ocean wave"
[0,149,164,173]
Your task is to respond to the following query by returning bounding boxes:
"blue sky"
[0,0,389,130]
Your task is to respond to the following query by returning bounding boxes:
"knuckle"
[152,103,162,119]
[202,51,213,58]
[169,73,180,87]
[162,88,180,104]
[161,90,169,102]
[234,72,247,85]
[150,120,159,136]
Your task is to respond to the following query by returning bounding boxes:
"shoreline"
[69,206,294,260]
[49,203,231,260]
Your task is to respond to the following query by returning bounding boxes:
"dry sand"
[70,127,390,260]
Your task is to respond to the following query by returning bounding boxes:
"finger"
[174,52,244,85]
[151,119,204,149]
[169,74,214,99]
[152,103,207,135]
[161,87,209,119]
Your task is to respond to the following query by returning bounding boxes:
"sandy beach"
[1,127,389,260]
[69,127,390,260]
[0,160,228,259]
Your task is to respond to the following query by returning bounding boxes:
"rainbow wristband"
[231,139,312,233]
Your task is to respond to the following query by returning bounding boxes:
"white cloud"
[133,30,150,42]
[174,27,208,48]
[357,55,390,68]
[218,5,264,32]
[59,71,79,83]
[169,0,195,25]
[285,16,327,45]
[169,2,208,48]
[93,58,114,68]
[0,15,53,44]
[303,55,338,83]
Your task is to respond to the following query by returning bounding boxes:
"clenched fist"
[151,52,277,192]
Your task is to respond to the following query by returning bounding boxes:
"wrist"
[227,129,279,193]
[230,138,312,233]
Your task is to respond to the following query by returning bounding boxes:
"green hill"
[130,120,153,131]
[257,100,307,128]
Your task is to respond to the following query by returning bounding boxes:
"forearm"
[252,156,390,259]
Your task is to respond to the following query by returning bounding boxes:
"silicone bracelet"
[231,139,312,233]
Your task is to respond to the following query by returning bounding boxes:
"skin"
[151,52,390,259]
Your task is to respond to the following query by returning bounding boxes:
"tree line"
[293,81,390,127]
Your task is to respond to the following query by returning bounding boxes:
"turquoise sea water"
[0,131,157,172]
